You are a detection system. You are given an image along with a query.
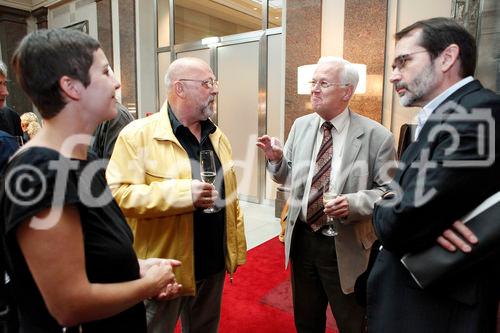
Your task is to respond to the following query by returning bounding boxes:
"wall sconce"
[201,36,220,47]
[297,63,367,95]
[297,64,317,95]
[352,63,366,94]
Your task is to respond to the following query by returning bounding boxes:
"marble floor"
[239,200,281,250]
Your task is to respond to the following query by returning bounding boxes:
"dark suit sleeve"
[101,104,134,159]
[11,110,22,137]
[91,103,134,159]
[0,134,18,168]
[0,107,22,136]
[373,94,500,256]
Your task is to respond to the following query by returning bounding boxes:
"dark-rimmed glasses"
[308,80,350,90]
[391,50,428,71]
[178,78,219,89]
[0,79,10,88]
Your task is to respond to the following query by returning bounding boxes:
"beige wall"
[265,34,285,201]
[135,0,156,117]
[321,0,345,57]
[48,1,98,39]
[217,41,260,201]
[382,0,452,140]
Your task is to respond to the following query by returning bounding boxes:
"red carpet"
[219,237,337,333]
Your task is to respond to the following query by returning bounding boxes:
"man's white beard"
[201,104,215,120]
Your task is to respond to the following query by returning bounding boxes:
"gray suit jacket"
[269,111,396,293]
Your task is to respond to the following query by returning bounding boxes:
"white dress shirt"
[299,109,350,222]
[414,76,474,140]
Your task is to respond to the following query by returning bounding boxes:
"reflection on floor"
[239,200,281,250]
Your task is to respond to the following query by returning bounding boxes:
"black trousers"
[290,222,365,333]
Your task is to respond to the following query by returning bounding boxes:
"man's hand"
[324,195,349,219]
[256,135,283,162]
[192,179,218,209]
[436,220,478,253]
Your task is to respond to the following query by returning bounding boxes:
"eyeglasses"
[308,80,350,90]
[178,78,219,89]
[391,50,428,71]
[0,79,10,88]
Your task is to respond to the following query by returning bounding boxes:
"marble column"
[118,0,137,112]
[343,0,388,122]
[284,0,322,139]
[0,5,31,115]
[96,0,113,69]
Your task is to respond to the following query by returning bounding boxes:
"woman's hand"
[139,258,181,277]
[140,258,182,300]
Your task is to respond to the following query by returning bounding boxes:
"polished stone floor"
[239,200,281,250]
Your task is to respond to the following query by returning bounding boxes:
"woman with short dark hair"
[0,28,182,333]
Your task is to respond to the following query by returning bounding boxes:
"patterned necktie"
[306,121,333,231]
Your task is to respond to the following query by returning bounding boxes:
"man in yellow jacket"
[106,57,246,333]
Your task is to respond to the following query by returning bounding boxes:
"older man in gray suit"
[257,56,396,333]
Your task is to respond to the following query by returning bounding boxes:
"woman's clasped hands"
[140,258,183,301]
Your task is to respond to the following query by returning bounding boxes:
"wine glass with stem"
[200,150,217,213]
[322,186,339,237]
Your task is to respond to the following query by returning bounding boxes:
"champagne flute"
[200,150,217,213]
[322,189,339,237]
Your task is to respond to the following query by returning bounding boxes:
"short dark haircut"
[11,28,101,119]
[395,17,477,78]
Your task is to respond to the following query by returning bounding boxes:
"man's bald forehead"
[169,57,211,77]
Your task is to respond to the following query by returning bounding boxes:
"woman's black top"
[0,147,146,333]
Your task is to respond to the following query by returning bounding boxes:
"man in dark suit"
[0,60,22,137]
[367,17,500,332]
[91,101,134,160]
[0,61,20,333]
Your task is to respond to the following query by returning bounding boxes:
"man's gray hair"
[0,60,7,77]
[164,71,173,90]
[318,56,359,89]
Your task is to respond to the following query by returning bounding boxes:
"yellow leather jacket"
[106,106,247,295]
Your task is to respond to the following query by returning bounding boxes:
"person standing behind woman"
[0,60,22,138]
[91,101,134,161]
[0,28,182,333]
[20,112,40,143]
[26,121,41,140]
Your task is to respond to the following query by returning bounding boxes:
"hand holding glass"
[200,150,217,213]
[322,190,339,237]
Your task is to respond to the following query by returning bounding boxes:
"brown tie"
[306,121,333,231]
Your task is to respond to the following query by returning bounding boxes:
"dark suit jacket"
[0,107,22,137]
[91,102,134,160]
[367,80,500,333]
[0,130,18,169]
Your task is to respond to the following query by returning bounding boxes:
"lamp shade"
[297,63,367,95]
[297,64,317,95]
[201,36,220,46]
[352,63,366,94]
